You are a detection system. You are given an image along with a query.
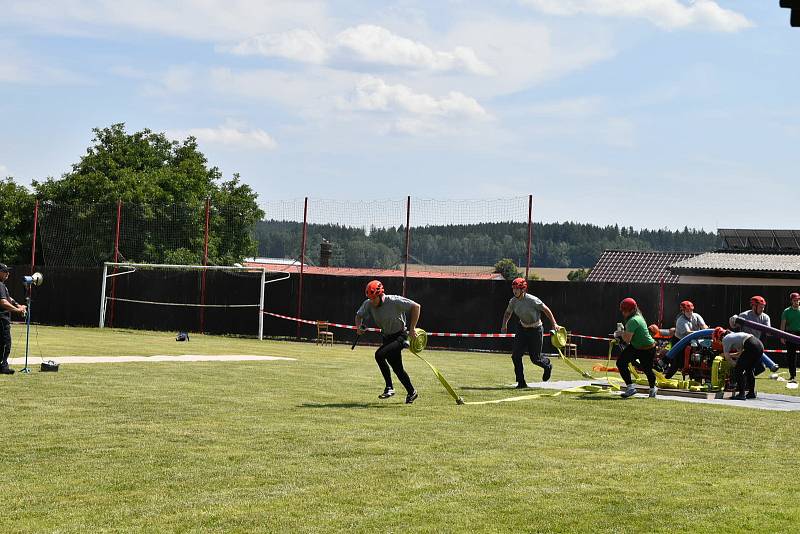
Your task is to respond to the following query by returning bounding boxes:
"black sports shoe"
[730,393,746,400]
[746,391,757,399]
[516,381,529,389]
[542,364,552,382]
[405,390,418,404]
[378,387,395,399]
[0,367,14,375]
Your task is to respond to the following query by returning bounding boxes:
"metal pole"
[525,194,532,280]
[259,268,266,340]
[200,197,210,333]
[403,195,411,297]
[297,197,308,339]
[30,200,39,275]
[21,294,32,374]
[99,263,108,327]
[109,200,122,327]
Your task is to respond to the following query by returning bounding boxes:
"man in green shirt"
[614,297,657,399]
[780,292,800,384]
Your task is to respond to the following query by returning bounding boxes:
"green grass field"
[2,326,799,533]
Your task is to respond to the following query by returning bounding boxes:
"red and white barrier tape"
[262,311,619,340]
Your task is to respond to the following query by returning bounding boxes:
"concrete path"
[512,380,800,412]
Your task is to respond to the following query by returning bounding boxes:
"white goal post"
[99,262,290,339]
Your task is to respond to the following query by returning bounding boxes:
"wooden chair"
[316,321,334,346]
[565,331,578,358]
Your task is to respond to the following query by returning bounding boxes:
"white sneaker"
[649,387,657,398]
[620,385,637,398]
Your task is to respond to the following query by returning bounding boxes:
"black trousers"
[734,337,763,395]
[617,345,657,388]
[0,320,11,368]
[375,330,414,394]
[512,326,550,384]
[786,334,800,380]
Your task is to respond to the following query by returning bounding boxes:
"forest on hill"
[254,220,720,269]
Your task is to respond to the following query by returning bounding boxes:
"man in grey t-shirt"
[500,277,560,388]
[714,327,763,400]
[674,300,707,339]
[729,295,771,340]
[355,280,421,404]
[0,263,28,375]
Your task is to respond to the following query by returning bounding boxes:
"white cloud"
[167,121,277,150]
[520,0,753,32]
[335,76,491,136]
[0,164,9,177]
[333,25,494,75]
[228,29,328,64]
[226,24,494,76]
[441,18,616,97]
[344,76,489,120]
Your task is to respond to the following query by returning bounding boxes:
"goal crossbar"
[99,262,289,339]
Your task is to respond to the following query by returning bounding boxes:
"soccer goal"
[99,262,290,339]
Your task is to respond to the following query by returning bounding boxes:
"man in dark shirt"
[0,263,27,375]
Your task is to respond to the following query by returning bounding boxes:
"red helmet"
[511,277,527,291]
[619,298,637,313]
[750,295,766,306]
[365,280,384,299]
[790,292,800,301]
[679,300,694,311]
[712,326,726,342]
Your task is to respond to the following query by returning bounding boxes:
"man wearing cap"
[0,263,27,375]
[501,277,560,388]
[355,280,421,404]
[780,292,800,384]
[663,300,709,379]
[730,296,771,340]
[674,300,707,339]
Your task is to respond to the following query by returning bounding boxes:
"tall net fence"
[37,201,256,267]
[37,197,532,277]
[257,197,530,278]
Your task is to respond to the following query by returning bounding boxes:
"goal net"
[99,262,289,338]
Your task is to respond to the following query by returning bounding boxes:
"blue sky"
[1,1,797,231]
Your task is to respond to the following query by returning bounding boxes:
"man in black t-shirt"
[0,263,27,375]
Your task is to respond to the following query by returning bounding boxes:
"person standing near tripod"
[0,263,27,375]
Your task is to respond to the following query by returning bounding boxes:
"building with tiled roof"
[668,252,800,285]
[586,250,700,283]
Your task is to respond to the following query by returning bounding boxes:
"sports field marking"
[8,355,296,364]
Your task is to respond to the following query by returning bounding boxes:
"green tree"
[567,268,591,282]
[33,124,263,265]
[494,258,521,281]
[0,178,36,264]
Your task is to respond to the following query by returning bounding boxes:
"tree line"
[254,220,721,269]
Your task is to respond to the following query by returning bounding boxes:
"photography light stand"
[20,272,43,375]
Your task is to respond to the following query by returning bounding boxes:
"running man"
[615,298,657,399]
[355,280,420,404]
[501,277,560,388]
